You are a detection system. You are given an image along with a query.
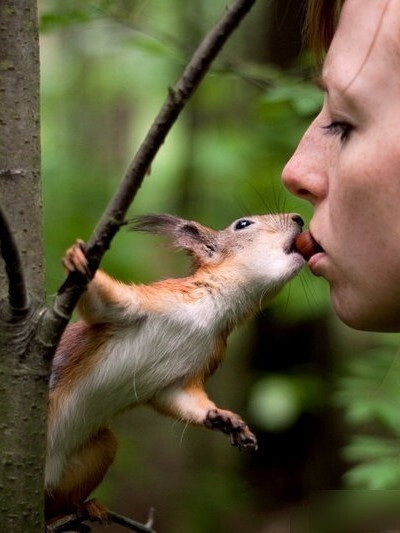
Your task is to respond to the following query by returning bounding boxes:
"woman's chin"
[331,290,400,332]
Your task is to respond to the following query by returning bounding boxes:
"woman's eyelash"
[321,121,353,141]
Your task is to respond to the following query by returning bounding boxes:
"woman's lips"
[294,230,324,261]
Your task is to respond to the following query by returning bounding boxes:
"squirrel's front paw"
[63,239,90,276]
[205,408,258,450]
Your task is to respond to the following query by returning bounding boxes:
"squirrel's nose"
[291,214,304,228]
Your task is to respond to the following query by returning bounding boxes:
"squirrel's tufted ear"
[128,214,219,267]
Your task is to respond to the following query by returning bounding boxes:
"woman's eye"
[321,121,353,142]
[234,219,254,230]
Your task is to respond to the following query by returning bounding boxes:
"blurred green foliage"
[336,336,400,489]
[38,0,400,530]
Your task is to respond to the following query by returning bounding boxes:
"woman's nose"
[282,158,324,205]
[282,122,328,205]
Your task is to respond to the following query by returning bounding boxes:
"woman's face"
[282,0,400,331]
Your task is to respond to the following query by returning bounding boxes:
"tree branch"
[34,0,257,355]
[46,508,156,533]
[0,205,29,313]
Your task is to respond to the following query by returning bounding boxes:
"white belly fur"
[45,309,217,487]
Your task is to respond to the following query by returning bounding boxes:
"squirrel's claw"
[205,408,258,451]
[230,427,258,450]
[63,239,90,277]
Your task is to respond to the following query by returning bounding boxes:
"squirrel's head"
[128,213,305,291]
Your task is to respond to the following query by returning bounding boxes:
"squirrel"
[45,212,305,521]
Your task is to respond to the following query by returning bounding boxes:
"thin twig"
[108,509,156,532]
[45,513,87,533]
[34,0,257,357]
[45,508,157,533]
[0,205,29,313]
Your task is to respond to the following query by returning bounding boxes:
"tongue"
[294,231,323,261]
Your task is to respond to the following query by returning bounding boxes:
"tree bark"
[0,0,46,531]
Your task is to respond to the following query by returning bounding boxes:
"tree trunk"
[0,0,46,530]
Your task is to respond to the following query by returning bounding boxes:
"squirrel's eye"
[234,219,254,230]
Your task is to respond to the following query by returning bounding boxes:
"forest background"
[38,0,400,531]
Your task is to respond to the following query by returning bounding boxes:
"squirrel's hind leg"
[46,428,117,521]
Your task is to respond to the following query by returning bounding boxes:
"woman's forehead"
[323,0,400,90]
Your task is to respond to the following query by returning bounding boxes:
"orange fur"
[135,277,213,311]
[46,428,117,518]
[150,378,217,424]
[135,261,240,313]
[49,321,114,425]
[78,270,136,322]
[206,330,229,377]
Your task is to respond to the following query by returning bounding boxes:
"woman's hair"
[305,0,345,61]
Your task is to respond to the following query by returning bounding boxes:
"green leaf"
[125,32,182,60]
[344,458,400,489]
[262,81,323,117]
[342,435,400,462]
[40,8,98,33]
